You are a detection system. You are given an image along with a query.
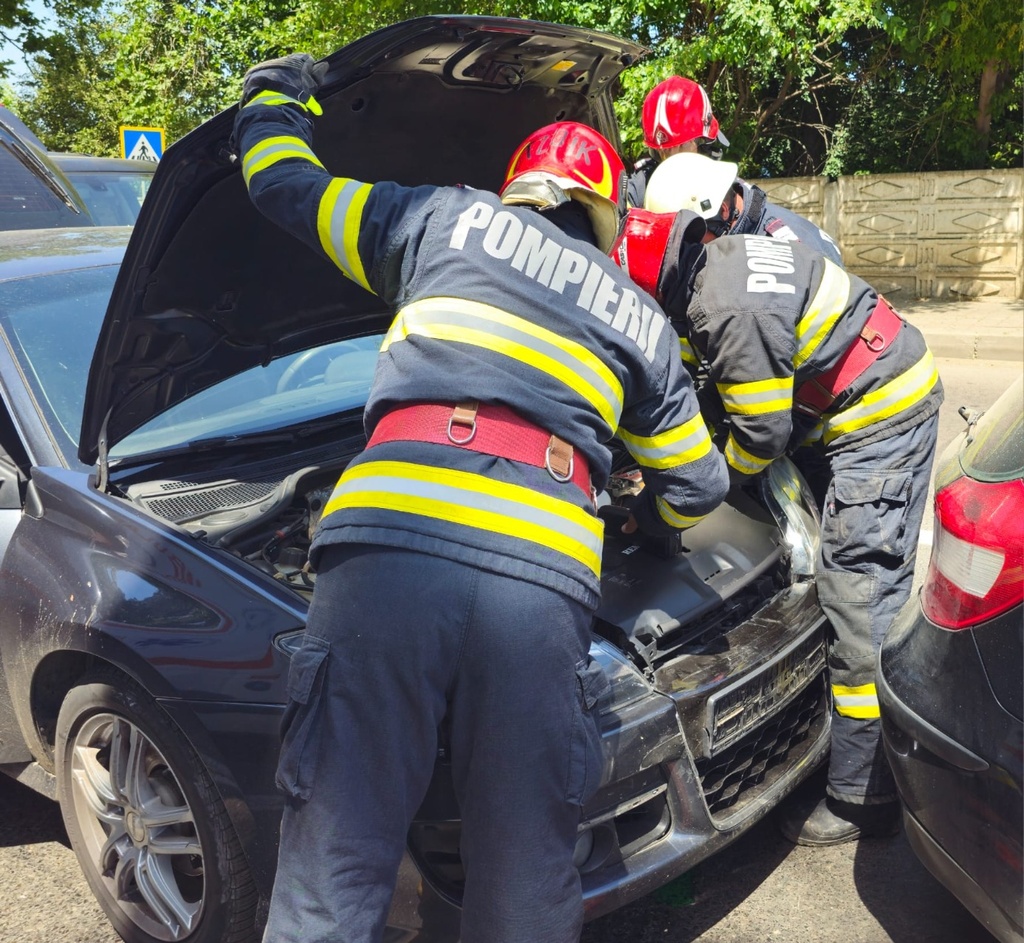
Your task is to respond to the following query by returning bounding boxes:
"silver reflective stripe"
[385,297,623,431]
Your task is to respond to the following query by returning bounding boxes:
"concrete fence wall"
[758,168,1024,301]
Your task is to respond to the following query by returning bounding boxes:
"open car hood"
[80,15,645,466]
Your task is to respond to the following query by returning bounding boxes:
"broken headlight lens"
[761,456,821,581]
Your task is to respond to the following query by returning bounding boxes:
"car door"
[0,400,32,763]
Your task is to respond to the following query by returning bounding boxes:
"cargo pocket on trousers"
[566,657,610,806]
[276,634,330,801]
[827,472,913,568]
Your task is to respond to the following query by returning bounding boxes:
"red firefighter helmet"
[642,76,729,152]
[499,121,627,253]
[608,208,676,299]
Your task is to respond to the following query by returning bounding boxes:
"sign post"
[119,125,165,162]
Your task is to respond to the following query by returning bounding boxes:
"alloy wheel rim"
[68,711,204,941]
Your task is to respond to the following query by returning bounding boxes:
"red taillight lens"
[921,476,1024,629]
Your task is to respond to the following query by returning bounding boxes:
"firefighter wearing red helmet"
[628,75,730,207]
[233,53,728,943]
[611,208,943,846]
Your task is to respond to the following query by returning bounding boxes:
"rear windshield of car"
[63,169,152,226]
[0,145,87,230]
[961,376,1024,482]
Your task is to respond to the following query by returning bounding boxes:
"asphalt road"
[0,356,1019,943]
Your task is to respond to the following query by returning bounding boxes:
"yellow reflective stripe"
[243,90,305,111]
[794,262,851,367]
[824,351,939,442]
[241,135,323,187]
[324,460,603,577]
[724,433,772,475]
[317,177,373,291]
[617,412,713,469]
[383,297,624,430]
[680,338,700,368]
[655,495,706,529]
[717,375,794,416]
[833,682,880,719]
[800,421,824,446]
[242,89,322,115]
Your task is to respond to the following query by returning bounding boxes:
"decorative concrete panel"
[758,168,1023,299]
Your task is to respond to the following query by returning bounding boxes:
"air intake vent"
[143,480,279,523]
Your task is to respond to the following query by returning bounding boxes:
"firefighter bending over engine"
[611,207,942,846]
[233,53,728,943]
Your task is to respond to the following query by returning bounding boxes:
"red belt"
[366,400,592,498]
[796,297,903,416]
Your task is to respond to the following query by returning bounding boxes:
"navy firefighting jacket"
[670,235,942,479]
[234,92,728,608]
[731,180,842,266]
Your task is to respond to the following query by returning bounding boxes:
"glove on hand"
[241,53,328,114]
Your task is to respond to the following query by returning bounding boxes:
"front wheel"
[55,670,259,943]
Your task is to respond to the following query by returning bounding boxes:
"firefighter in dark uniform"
[644,151,844,266]
[627,75,730,208]
[611,208,943,845]
[234,55,729,943]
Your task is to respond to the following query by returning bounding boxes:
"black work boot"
[778,794,900,846]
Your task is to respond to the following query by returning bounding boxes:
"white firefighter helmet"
[644,152,739,219]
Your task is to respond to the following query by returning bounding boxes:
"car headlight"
[589,636,652,712]
[761,456,821,580]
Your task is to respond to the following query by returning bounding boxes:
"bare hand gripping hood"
[80,15,645,466]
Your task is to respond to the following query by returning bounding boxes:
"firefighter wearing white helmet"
[610,208,943,847]
[645,152,843,266]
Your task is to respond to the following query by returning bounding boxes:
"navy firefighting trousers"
[797,414,939,803]
[262,543,605,943]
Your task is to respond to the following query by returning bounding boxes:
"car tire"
[55,669,259,943]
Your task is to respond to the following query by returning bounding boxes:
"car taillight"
[921,476,1024,629]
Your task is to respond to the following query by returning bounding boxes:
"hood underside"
[80,15,645,465]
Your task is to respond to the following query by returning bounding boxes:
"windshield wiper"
[1,136,83,214]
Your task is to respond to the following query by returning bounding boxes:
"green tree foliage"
[7,0,1022,174]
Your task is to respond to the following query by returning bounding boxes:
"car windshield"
[63,169,153,226]
[0,266,381,466]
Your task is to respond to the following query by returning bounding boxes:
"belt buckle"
[447,414,476,445]
[545,444,574,483]
[863,329,886,352]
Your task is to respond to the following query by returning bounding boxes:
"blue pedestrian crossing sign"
[119,125,165,162]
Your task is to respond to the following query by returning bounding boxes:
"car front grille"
[696,675,828,822]
[705,630,827,756]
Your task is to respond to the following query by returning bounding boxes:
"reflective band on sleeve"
[382,297,624,431]
[324,460,603,577]
[833,681,880,719]
[241,135,324,188]
[724,433,773,475]
[655,494,706,529]
[680,338,700,369]
[794,262,851,367]
[618,412,713,470]
[824,351,939,443]
[318,177,373,291]
[716,375,794,416]
[243,90,306,111]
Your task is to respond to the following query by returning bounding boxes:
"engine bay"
[123,446,789,673]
